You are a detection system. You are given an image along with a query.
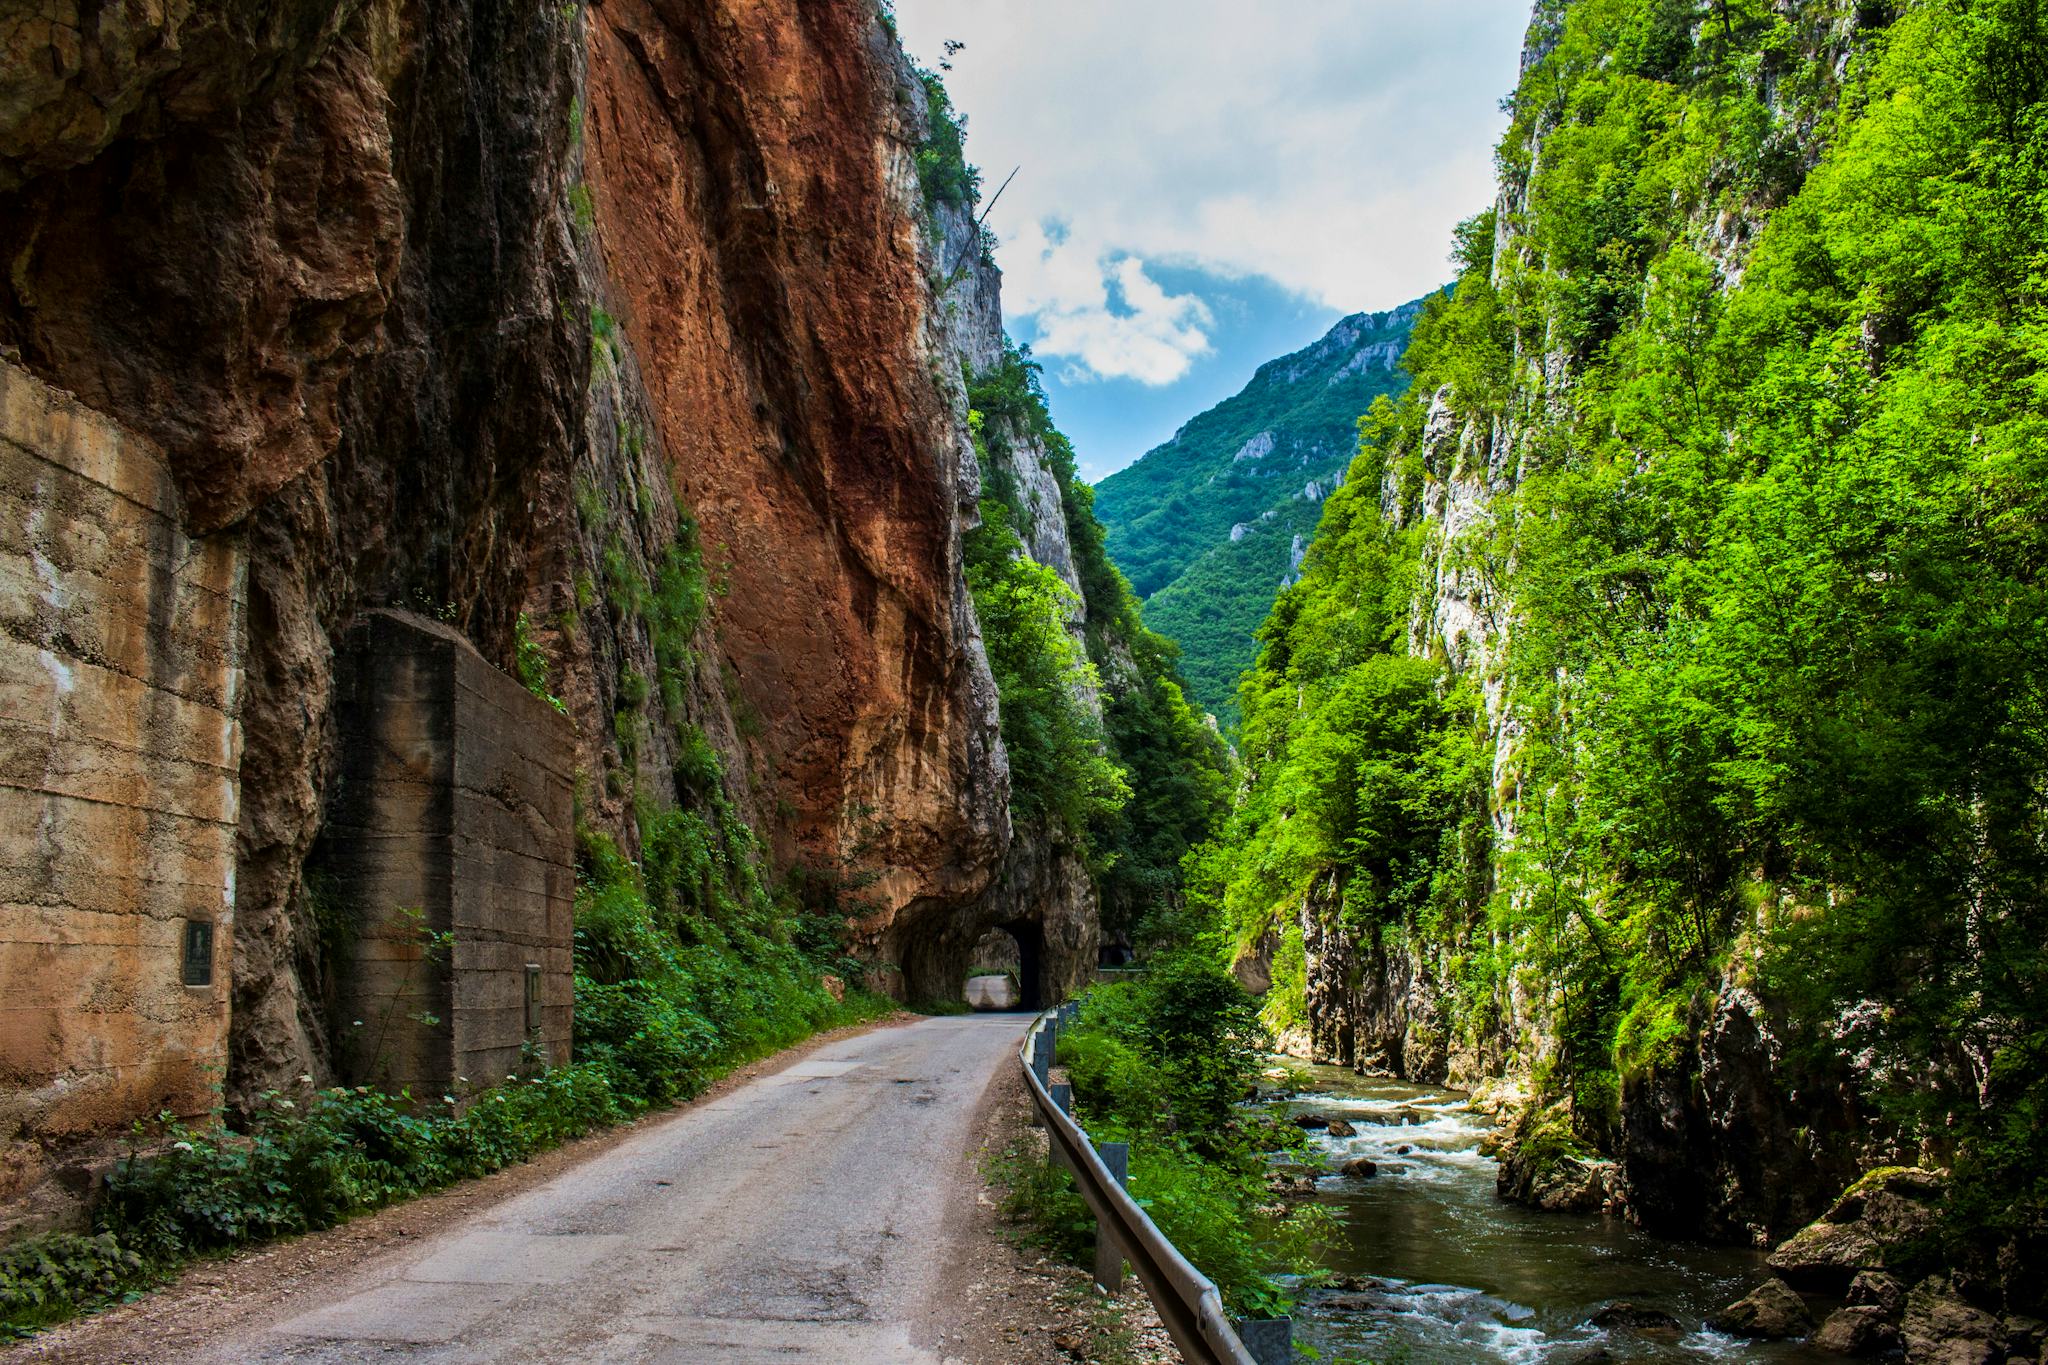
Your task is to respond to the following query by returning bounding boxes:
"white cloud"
[891,0,1527,382]
[1004,227,1213,384]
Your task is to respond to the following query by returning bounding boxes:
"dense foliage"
[991,961,1329,1314]
[914,70,978,217]
[1092,308,1420,724]
[965,344,1234,935]
[1202,0,2048,1299]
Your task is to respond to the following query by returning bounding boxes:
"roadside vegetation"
[1,731,892,1338]
[986,959,1331,1316]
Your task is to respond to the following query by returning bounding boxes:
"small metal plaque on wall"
[525,963,543,1034]
[182,920,214,987]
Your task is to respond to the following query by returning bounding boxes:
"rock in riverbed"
[1846,1270,1907,1315]
[1326,1119,1356,1137]
[1294,1113,1330,1130]
[1707,1278,1814,1339]
[1341,1157,1378,1179]
[1813,1305,1899,1356]
[1901,1275,2002,1365]
[1769,1167,1943,1288]
[1589,1302,1681,1335]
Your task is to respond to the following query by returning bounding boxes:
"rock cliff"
[0,0,1101,1222]
[1280,0,1904,1246]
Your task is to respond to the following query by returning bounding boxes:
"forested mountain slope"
[1092,306,1420,722]
[1202,0,2048,1328]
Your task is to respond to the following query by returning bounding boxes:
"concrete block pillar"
[320,609,575,1096]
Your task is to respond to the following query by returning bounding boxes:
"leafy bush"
[1030,964,1330,1315]
[0,1234,143,1338]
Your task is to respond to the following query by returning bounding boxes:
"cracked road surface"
[180,1014,1028,1364]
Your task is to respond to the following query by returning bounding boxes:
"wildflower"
[172,1141,193,1152]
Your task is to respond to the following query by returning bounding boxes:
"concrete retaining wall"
[0,361,245,1234]
[321,610,575,1096]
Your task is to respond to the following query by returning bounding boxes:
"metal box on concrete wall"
[317,609,575,1096]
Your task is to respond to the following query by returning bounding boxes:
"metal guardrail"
[1019,1003,1291,1365]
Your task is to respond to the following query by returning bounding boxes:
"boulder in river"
[1769,1167,1944,1288]
[1589,1302,1681,1335]
[1498,1147,1617,1214]
[1846,1270,1908,1315]
[1294,1112,1331,1130]
[1396,1144,1412,1155]
[1900,1275,2001,1365]
[1264,1169,1319,1197]
[1813,1305,1900,1356]
[1326,1118,1357,1137]
[1707,1277,1815,1339]
[1341,1157,1379,1178]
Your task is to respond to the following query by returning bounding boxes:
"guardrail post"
[1093,1140,1129,1294]
[1050,1082,1072,1115]
[1032,1039,1051,1090]
[1232,1316,1292,1365]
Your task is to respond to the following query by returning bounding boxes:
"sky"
[890,1,1530,481]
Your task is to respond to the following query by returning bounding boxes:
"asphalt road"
[186,1014,1029,1364]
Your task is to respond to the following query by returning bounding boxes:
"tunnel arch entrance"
[964,920,1045,1011]
[997,919,1044,1011]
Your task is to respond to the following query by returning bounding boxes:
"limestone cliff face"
[1295,0,1884,1245]
[891,186,1104,1007]
[0,0,1018,1167]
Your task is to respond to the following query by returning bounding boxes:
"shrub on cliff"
[914,70,978,216]
[964,342,1233,929]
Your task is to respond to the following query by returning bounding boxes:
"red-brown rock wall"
[581,0,1006,926]
[0,0,1015,1177]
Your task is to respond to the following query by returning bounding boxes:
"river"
[1275,1061,1836,1363]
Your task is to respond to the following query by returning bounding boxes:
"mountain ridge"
[1091,300,1424,722]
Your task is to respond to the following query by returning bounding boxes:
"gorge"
[0,0,1220,1252]
[0,0,2044,1361]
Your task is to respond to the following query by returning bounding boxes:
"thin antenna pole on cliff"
[944,166,1020,286]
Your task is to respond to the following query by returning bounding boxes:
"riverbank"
[1272,1062,1836,1363]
